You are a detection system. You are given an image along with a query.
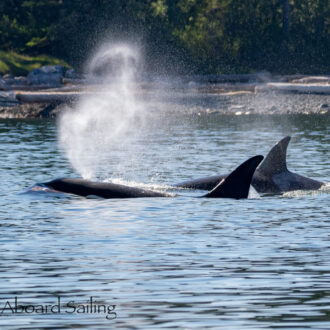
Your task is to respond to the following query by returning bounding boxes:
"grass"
[0,51,70,76]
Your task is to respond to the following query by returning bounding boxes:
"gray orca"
[42,155,263,199]
[174,136,324,194]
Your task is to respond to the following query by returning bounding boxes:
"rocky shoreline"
[1,65,329,119]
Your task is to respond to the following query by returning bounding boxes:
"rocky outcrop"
[0,77,9,90]
[27,65,66,87]
[0,102,66,119]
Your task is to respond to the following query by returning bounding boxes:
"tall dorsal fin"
[257,136,291,176]
[204,155,264,199]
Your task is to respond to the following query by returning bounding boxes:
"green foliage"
[0,51,70,76]
[151,0,168,18]
[0,0,329,74]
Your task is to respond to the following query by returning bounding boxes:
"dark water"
[0,113,329,329]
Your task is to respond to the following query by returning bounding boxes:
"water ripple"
[0,114,329,328]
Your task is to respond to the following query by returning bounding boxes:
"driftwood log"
[264,83,330,94]
[15,91,101,103]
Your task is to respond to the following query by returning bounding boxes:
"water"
[0,113,329,329]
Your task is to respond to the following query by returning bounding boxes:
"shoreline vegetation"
[0,65,329,119]
[0,0,328,119]
[0,51,70,76]
[0,1,329,75]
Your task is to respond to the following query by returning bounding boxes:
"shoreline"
[1,72,329,119]
[1,92,329,119]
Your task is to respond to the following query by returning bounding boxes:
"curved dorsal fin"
[257,136,291,176]
[204,155,264,199]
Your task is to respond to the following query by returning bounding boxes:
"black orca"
[42,155,263,199]
[174,136,324,194]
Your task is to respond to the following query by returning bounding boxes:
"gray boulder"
[13,76,29,85]
[0,78,9,91]
[3,76,29,86]
[3,74,14,79]
[64,68,80,79]
[27,65,66,86]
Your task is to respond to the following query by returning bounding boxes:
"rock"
[3,74,14,79]
[0,91,17,102]
[4,76,29,86]
[0,102,65,119]
[64,69,79,79]
[62,69,85,84]
[27,65,66,86]
[3,77,17,85]
[229,105,246,112]
[14,76,29,85]
[188,81,199,88]
[255,71,272,82]
[0,78,9,91]
[205,108,219,115]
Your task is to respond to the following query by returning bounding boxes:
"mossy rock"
[0,51,70,76]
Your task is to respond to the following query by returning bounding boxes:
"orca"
[42,155,263,199]
[174,136,324,194]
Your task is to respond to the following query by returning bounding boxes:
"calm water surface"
[0,112,329,329]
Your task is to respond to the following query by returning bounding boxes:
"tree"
[283,0,290,36]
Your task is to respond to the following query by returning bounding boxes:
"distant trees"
[0,0,329,73]
[171,0,329,73]
[283,0,290,36]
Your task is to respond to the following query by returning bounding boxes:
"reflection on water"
[0,113,329,329]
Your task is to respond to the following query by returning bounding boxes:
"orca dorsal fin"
[204,155,264,199]
[257,136,291,176]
